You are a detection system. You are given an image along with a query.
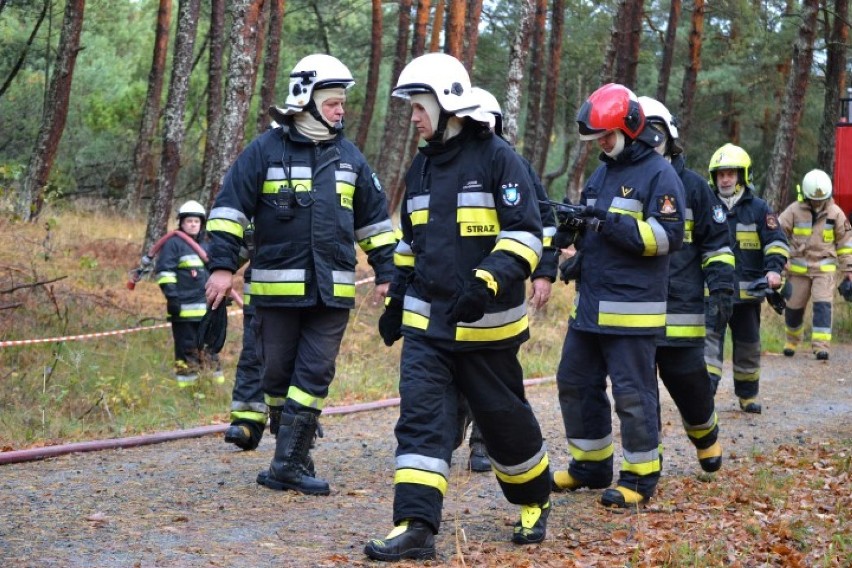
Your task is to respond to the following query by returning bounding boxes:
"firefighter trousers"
[229,309,267,428]
[170,320,201,370]
[392,336,551,533]
[254,306,349,414]
[656,345,719,452]
[785,273,834,353]
[556,329,660,499]
[705,302,761,400]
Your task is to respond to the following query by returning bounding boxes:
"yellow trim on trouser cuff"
[394,468,448,495]
[621,458,661,476]
[493,454,549,485]
[287,386,324,410]
[230,410,267,424]
[568,442,614,462]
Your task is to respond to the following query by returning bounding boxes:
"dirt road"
[1,343,849,567]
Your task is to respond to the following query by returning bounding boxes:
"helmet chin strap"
[306,99,342,134]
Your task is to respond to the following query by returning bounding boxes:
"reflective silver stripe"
[647,217,670,255]
[568,434,612,452]
[460,303,526,329]
[623,448,659,464]
[736,223,757,232]
[683,413,716,431]
[230,401,268,413]
[684,208,694,221]
[182,302,207,312]
[666,313,705,326]
[395,240,414,256]
[702,246,733,262]
[610,196,643,213]
[396,453,450,477]
[489,444,547,476]
[267,166,312,180]
[408,195,430,211]
[356,219,394,240]
[763,239,790,254]
[332,270,355,285]
[543,226,557,238]
[497,230,543,257]
[252,269,306,282]
[818,258,837,267]
[178,254,203,264]
[336,170,357,185]
[403,295,431,318]
[457,192,495,208]
[599,301,666,315]
[157,271,176,279]
[209,206,249,226]
[243,282,251,294]
[793,221,812,230]
[587,198,597,207]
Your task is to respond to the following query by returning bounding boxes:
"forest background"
[0,0,851,445]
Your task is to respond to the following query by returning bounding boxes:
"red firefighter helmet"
[576,83,646,141]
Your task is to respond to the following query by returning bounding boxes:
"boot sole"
[256,471,330,496]
[363,543,436,562]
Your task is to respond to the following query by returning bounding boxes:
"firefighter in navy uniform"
[550,84,685,508]
[156,200,214,387]
[223,224,267,451]
[364,53,551,562]
[457,86,560,473]
[638,96,735,473]
[778,169,852,361]
[205,54,396,494]
[705,144,789,414]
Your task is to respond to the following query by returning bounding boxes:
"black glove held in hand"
[449,278,492,324]
[558,253,582,283]
[553,228,579,249]
[166,298,181,317]
[378,305,403,346]
[707,290,733,334]
[581,206,608,221]
[198,305,228,352]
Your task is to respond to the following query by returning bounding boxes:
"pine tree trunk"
[18,0,85,222]
[503,0,534,146]
[817,0,849,175]
[655,0,680,104]
[143,0,201,251]
[445,0,465,58]
[430,0,445,53]
[126,0,172,209]
[201,0,226,208]
[462,0,483,75]
[255,0,285,137]
[764,0,819,210]
[535,0,564,175]
[678,0,704,145]
[521,0,547,166]
[355,0,383,149]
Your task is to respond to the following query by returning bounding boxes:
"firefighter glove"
[449,278,492,324]
[838,278,852,302]
[580,206,608,221]
[558,253,582,283]
[198,303,229,352]
[553,228,579,249]
[166,298,181,317]
[707,289,734,334]
[378,303,403,346]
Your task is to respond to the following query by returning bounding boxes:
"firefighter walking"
[778,169,852,361]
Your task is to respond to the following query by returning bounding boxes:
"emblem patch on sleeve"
[371,173,384,193]
[712,204,726,224]
[765,213,778,229]
[502,183,521,206]
[658,194,678,215]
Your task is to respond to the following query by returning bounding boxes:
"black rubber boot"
[468,442,491,472]
[224,421,263,451]
[256,412,330,495]
[512,501,550,544]
[268,405,283,436]
[364,520,436,562]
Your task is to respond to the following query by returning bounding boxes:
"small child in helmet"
[778,169,852,361]
[155,200,222,386]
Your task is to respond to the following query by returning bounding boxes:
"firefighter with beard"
[364,53,551,562]
[205,54,396,495]
[550,84,685,508]
[637,96,736,473]
[704,143,789,413]
[778,169,852,361]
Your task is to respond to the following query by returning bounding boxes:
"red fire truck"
[834,91,852,217]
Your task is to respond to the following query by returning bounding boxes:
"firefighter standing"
[778,169,852,361]
[551,84,685,508]
[364,53,551,562]
[637,96,735,473]
[156,200,220,387]
[205,54,396,494]
[704,143,790,413]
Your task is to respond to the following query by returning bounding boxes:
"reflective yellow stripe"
[455,314,528,342]
[207,218,244,238]
[230,410,267,424]
[599,313,665,328]
[261,179,313,193]
[264,394,287,407]
[733,370,759,382]
[474,269,498,295]
[686,413,717,440]
[636,221,658,256]
[812,331,831,341]
[666,325,705,338]
[394,252,415,267]
[359,230,396,251]
[180,308,207,318]
[702,253,735,269]
[251,282,306,296]
[493,453,549,485]
[334,283,355,298]
[493,239,539,271]
[337,182,355,209]
[765,245,790,258]
[394,468,448,495]
[402,310,429,331]
[569,442,614,462]
[287,385,323,410]
[410,210,429,226]
[157,275,177,285]
[621,458,661,476]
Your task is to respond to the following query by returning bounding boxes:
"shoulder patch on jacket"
[712,204,726,224]
[372,173,383,193]
[658,194,678,216]
[766,213,779,230]
[501,183,521,206]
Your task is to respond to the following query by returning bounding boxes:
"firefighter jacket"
[205,123,396,310]
[717,187,790,302]
[572,141,686,335]
[391,122,543,348]
[660,155,736,345]
[155,231,209,322]
[778,199,852,277]
[525,158,559,282]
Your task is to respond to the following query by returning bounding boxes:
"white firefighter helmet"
[471,87,502,116]
[392,53,479,118]
[637,96,679,139]
[275,54,354,116]
[177,200,206,221]
[801,168,833,201]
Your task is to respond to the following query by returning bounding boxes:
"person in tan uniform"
[778,169,852,361]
